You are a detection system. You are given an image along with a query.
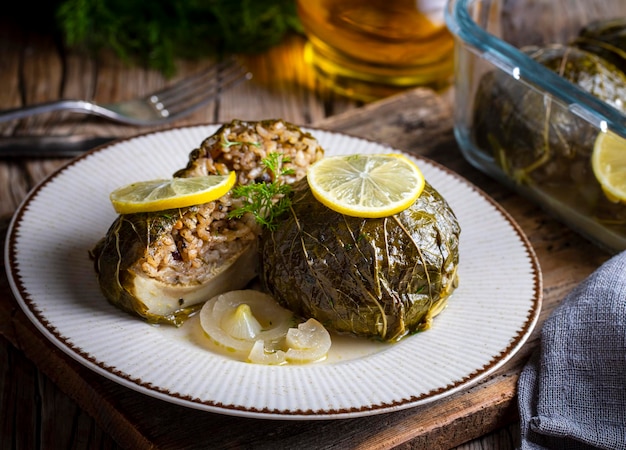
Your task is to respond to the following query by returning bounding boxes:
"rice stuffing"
[91,119,325,326]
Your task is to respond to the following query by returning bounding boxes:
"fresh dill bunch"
[53,0,302,77]
[229,152,295,230]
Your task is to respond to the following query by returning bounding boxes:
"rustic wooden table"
[0,16,610,450]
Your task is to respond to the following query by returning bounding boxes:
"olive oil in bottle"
[297,0,454,100]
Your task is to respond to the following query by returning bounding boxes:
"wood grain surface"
[0,6,613,449]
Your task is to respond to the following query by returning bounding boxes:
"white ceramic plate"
[5,125,542,420]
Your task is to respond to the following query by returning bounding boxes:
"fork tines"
[147,58,252,119]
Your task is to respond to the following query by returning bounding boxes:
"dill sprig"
[51,0,302,77]
[229,152,294,230]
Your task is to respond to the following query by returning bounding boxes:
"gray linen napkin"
[518,251,626,449]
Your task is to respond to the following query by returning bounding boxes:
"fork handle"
[0,100,112,123]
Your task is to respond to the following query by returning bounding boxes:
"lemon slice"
[306,153,425,218]
[110,171,236,214]
[592,131,626,203]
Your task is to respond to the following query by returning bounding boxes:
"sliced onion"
[200,291,332,365]
[221,304,262,340]
[285,319,332,363]
[247,340,287,365]
[199,290,294,354]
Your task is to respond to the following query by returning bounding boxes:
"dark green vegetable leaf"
[260,179,461,342]
[573,18,626,75]
[472,43,626,225]
[90,210,190,325]
[91,203,259,327]
[473,44,626,184]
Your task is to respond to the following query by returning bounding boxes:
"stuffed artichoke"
[259,178,460,342]
[91,119,324,326]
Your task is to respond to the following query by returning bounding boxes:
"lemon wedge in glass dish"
[592,130,626,203]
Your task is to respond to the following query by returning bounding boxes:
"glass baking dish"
[445,0,626,253]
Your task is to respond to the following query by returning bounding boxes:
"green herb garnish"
[229,152,294,230]
[47,0,302,76]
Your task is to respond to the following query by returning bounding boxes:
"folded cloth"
[518,251,626,450]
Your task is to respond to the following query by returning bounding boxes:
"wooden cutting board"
[0,87,610,449]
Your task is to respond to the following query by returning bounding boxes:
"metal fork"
[0,58,251,126]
